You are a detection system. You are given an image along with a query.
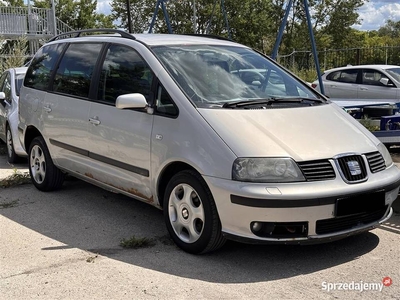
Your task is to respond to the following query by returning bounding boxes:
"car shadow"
[0,178,382,284]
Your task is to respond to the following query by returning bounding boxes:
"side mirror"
[379,77,394,86]
[0,92,5,100]
[115,93,148,110]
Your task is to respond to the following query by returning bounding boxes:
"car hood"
[198,103,379,161]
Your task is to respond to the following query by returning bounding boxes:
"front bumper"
[204,163,400,243]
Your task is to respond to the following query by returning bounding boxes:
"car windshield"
[386,68,400,83]
[152,45,323,108]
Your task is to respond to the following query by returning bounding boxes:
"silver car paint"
[18,35,400,243]
[313,64,400,100]
[0,67,27,157]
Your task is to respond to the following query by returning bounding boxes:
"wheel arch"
[24,126,43,152]
[157,161,200,208]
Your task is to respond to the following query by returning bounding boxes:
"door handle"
[43,105,52,113]
[89,116,101,125]
[360,87,368,91]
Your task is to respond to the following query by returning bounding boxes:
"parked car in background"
[18,30,400,254]
[0,67,27,163]
[311,65,400,101]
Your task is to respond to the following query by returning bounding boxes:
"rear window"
[24,43,65,91]
[326,69,358,84]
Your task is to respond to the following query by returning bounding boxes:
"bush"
[0,35,29,74]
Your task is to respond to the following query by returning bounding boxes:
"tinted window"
[362,69,388,86]
[97,44,154,104]
[326,69,358,84]
[53,43,102,98]
[24,43,64,90]
[155,85,178,116]
[0,72,7,91]
[15,74,25,96]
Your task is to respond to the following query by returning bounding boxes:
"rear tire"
[164,170,225,254]
[28,136,65,191]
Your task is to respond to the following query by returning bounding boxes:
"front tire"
[28,136,65,191]
[6,126,20,163]
[164,170,225,254]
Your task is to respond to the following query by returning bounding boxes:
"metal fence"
[277,46,400,72]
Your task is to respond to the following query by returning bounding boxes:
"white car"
[0,67,28,163]
[311,65,400,101]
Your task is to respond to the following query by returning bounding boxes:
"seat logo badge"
[347,161,361,175]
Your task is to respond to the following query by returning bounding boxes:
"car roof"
[48,31,246,48]
[324,64,400,73]
[133,34,242,47]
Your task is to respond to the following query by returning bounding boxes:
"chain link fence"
[277,46,400,72]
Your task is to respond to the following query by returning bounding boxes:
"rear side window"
[326,69,358,84]
[97,44,154,104]
[53,43,103,98]
[24,43,64,91]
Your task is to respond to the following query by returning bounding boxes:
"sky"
[95,0,400,31]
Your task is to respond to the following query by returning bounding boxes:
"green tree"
[33,0,113,30]
[111,0,155,33]
[378,20,400,39]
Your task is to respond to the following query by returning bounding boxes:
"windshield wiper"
[222,97,324,108]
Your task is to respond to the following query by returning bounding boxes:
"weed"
[120,236,156,249]
[358,118,380,132]
[0,199,19,209]
[86,255,98,263]
[0,171,31,188]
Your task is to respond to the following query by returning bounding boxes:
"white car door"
[324,69,359,99]
[86,43,154,201]
[358,69,399,99]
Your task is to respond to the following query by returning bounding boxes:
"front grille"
[316,206,387,234]
[365,152,385,173]
[297,160,335,181]
[336,155,367,182]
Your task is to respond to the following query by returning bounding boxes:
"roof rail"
[182,34,233,42]
[48,28,135,42]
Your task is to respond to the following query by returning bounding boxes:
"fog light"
[252,222,263,232]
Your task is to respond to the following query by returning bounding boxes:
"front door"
[86,44,155,202]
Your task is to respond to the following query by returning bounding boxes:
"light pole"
[50,0,57,35]
[193,0,196,33]
[127,0,132,33]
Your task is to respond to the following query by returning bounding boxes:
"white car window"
[327,69,358,84]
[362,69,388,86]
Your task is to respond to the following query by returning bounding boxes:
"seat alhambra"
[18,29,400,254]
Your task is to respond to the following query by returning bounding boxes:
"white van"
[19,29,400,254]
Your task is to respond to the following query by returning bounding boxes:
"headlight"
[232,157,305,183]
[377,143,392,167]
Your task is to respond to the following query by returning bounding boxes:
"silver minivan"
[18,29,400,254]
